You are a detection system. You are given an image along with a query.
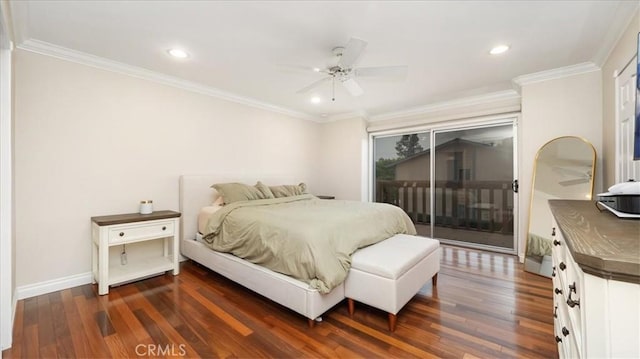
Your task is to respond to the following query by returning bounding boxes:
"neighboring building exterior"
[392,137,513,182]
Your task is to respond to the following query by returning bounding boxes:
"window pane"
[433,125,514,249]
[373,132,431,236]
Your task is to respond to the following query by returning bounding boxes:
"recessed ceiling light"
[489,45,510,55]
[310,96,321,104]
[168,48,189,59]
[313,67,321,72]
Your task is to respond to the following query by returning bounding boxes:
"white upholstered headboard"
[179,175,295,241]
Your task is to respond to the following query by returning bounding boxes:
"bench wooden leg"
[432,273,438,286]
[307,318,315,328]
[388,313,397,332]
[347,298,355,317]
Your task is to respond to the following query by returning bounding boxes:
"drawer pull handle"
[552,266,556,277]
[119,232,125,237]
[553,306,558,318]
[551,227,556,236]
[555,336,562,343]
[553,239,561,246]
[569,282,577,293]
[554,288,562,295]
[562,327,570,337]
[559,262,566,271]
[567,292,580,308]
[162,226,167,231]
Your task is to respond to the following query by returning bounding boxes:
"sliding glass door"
[432,124,515,251]
[372,120,517,253]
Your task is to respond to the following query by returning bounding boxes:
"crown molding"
[17,39,320,122]
[368,90,520,123]
[325,110,368,122]
[512,62,600,87]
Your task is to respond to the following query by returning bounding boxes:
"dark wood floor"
[3,245,557,358]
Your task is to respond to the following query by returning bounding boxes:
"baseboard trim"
[15,272,93,300]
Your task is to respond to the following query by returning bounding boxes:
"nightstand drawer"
[108,221,174,244]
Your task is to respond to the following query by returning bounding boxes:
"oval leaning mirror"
[525,136,596,277]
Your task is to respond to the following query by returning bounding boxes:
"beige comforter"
[202,194,416,293]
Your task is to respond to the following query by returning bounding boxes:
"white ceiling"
[7,1,639,121]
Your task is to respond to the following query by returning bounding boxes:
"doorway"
[371,119,517,253]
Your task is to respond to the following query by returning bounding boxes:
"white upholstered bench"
[344,234,440,331]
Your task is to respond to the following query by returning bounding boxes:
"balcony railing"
[376,180,513,234]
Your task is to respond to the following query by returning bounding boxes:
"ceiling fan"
[552,167,593,186]
[291,38,408,101]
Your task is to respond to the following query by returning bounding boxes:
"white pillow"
[212,196,224,206]
[198,205,223,234]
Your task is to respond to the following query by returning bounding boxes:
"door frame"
[614,53,639,183]
[0,3,13,350]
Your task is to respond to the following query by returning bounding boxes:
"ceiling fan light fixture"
[167,48,189,59]
[489,44,510,55]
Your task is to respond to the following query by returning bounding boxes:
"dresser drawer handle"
[559,262,566,271]
[553,239,561,246]
[119,232,125,237]
[551,227,556,236]
[562,327,570,337]
[553,306,558,318]
[554,288,562,295]
[552,266,556,277]
[162,226,167,231]
[567,292,580,308]
[555,336,562,343]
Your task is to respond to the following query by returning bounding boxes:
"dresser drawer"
[550,222,565,259]
[108,220,175,244]
[551,248,567,290]
[555,299,580,358]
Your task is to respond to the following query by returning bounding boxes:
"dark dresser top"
[549,200,640,283]
[91,210,181,226]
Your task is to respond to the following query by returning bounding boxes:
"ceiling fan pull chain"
[332,75,336,101]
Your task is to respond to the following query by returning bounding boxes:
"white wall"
[602,9,639,188]
[316,118,367,201]
[13,49,321,289]
[518,70,603,259]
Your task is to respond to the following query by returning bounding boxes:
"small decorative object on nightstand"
[317,195,335,200]
[91,210,181,295]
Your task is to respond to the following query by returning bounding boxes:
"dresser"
[549,200,640,358]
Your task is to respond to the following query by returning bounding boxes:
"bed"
[179,175,415,326]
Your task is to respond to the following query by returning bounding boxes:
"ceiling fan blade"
[559,178,590,186]
[338,37,367,69]
[355,65,408,78]
[296,77,331,94]
[340,77,364,96]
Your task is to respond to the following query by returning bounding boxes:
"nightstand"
[317,195,335,200]
[91,210,181,295]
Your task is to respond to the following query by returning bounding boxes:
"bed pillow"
[211,182,267,204]
[198,205,223,234]
[255,181,275,199]
[269,183,307,198]
[212,196,225,206]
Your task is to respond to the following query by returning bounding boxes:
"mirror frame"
[525,136,596,276]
